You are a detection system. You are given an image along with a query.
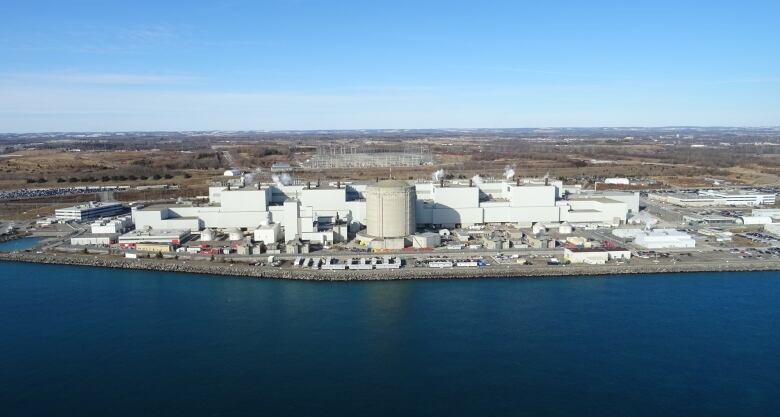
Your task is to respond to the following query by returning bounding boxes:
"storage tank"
[365,180,416,238]
[200,228,215,241]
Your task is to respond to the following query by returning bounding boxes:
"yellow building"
[135,242,174,253]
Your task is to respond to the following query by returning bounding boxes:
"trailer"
[456,259,486,267]
[321,258,347,270]
[349,259,374,270]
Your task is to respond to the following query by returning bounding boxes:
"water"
[0,262,778,417]
[0,237,43,252]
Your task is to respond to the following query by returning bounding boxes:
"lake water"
[0,237,43,252]
[0,262,778,417]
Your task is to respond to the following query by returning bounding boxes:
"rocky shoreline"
[1,252,779,281]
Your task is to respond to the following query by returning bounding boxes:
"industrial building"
[118,229,191,249]
[70,233,119,246]
[649,190,777,207]
[604,177,630,185]
[90,215,133,234]
[564,247,631,264]
[131,173,637,251]
[55,202,127,221]
[612,228,696,249]
[738,216,774,225]
[752,208,780,219]
[134,242,175,253]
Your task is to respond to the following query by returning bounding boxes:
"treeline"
[26,173,188,184]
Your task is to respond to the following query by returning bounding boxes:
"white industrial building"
[612,228,696,249]
[131,175,636,250]
[55,202,127,221]
[564,247,631,264]
[253,223,282,244]
[699,190,776,206]
[765,224,780,236]
[604,177,630,185]
[90,215,133,234]
[650,190,777,207]
[738,216,774,225]
[70,233,119,246]
[411,232,441,248]
[118,229,191,248]
[752,208,780,219]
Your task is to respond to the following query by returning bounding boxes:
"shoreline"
[0,232,32,244]
[1,252,778,281]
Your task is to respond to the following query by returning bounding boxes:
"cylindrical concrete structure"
[365,180,416,238]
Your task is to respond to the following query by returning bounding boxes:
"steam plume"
[504,165,515,180]
[272,173,292,186]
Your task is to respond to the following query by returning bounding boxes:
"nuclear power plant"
[129,168,639,252]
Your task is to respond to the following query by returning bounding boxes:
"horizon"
[2,1,779,132]
[3,125,780,136]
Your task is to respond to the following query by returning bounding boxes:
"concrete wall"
[283,200,300,241]
[220,188,269,212]
[433,186,479,209]
[298,188,348,211]
[483,206,513,223]
[559,199,627,224]
[509,185,556,207]
[476,182,511,200]
[564,249,609,264]
[432,207,484,226]
[208,186,227,204]
[415,201,434,224]
[511,206,561,223]
[579,191,639,214]
[253,224,281,244]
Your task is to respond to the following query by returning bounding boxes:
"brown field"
[1,132,778,220]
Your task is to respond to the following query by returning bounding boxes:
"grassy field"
[1,134,777,220]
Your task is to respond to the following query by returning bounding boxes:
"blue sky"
[1,0,779,132]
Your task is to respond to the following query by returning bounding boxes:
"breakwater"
[1,252,778,281]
